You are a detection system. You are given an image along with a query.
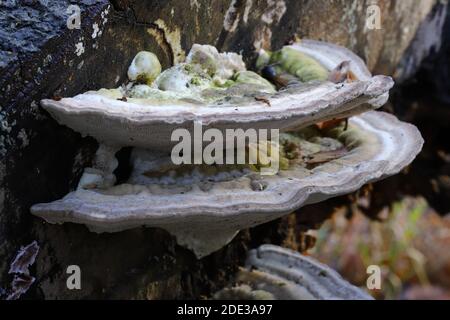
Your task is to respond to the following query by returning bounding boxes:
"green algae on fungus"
[232,71,276,93]
[129,127,350,180]
[98,45,277,105]
[91,120,356,188]
[90,88,125,100]
[278,127,347,170]
[127,84,195,102]
[247,124,353,174]
[39,40,395,154]
[155,63,212,93]
[257,46,329,83]
[247,140,290,173]
[89,42,372,108]
[186,44,246,81]
[265,120,373,172]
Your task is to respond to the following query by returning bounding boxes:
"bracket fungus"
[32,40,423,258]
[39,40,393,151]
[215,244,373,300]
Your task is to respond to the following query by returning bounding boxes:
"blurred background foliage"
[310,196,450,299]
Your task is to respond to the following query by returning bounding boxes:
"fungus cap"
[40,40,394,151]
[238,244,374,300]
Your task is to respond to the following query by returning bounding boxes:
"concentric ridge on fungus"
[231,244,373,300]
[214,244,373,300]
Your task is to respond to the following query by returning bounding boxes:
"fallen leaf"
[6,274,35,300]
[304,147,348,165]
[316,118,347,131]
[347,70,358,82]
[255,96,271,107]
[8,241,39,276]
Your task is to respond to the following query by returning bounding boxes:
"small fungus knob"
[127,51,162,85]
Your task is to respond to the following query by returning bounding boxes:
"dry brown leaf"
[304,147,348,165]
[254,96,271,107]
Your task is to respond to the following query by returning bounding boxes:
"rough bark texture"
[0,0,447,299]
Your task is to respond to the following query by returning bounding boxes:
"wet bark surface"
[0,0,448,299]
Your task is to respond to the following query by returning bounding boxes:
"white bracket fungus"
[222,244,374,300]
[40,41,393,151]
[31,111,423,258]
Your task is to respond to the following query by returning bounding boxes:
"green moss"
[255,50,272,70]
[212,78,235,88]
[247,141,290,173]
[325,125,364,150]
[136,74,153,86]
[233,71,276,93]
[270,47,329,82]
[190,76,202,86]
[188,51,217,76]
[94,88,124,99]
